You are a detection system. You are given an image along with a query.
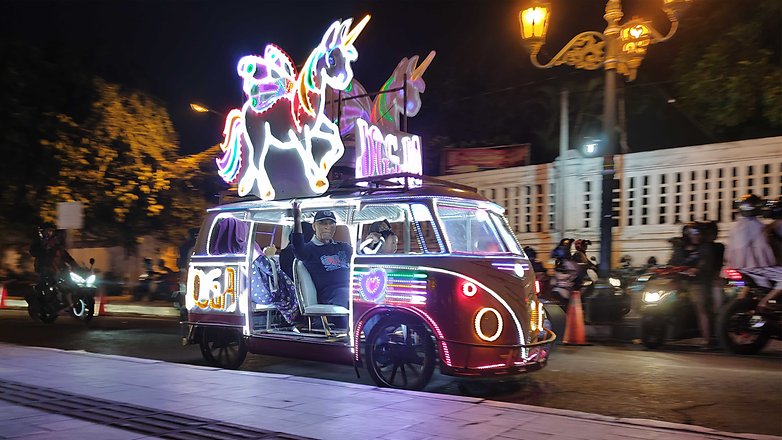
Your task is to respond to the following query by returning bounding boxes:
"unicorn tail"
[216,109,246,184]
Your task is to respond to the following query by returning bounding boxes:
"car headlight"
[609,277,621,287]
[643,290,665,303]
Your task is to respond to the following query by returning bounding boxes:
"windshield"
[437,204,515,255]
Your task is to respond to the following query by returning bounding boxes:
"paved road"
[0,310,780,436]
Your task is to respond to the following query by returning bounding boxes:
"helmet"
[551,244,570,260]
[523,246,537,260]
[733,193,764,217]
[574,239,591,252]
[37,222,56,239]
[698,220,718,242]
[764,196,782,220]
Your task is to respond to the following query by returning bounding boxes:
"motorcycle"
[134,268,179,302]
[25,258,97,324]
[540,260,629,324]
[718,268,782,355]
[636,265,721,349]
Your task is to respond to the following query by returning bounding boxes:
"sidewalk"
[0,343,777,440]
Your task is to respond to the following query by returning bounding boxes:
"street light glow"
[190,103,210,113]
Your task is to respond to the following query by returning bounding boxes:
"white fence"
[441,136,782,267]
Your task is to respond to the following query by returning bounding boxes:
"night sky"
[2,0,700,164]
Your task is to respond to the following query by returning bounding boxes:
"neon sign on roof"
[355,118,422,180]
[215,16,370,200]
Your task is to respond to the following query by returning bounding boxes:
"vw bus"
[184,15,555,390]
[184,174,556,390]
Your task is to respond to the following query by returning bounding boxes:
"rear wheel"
[199,327,247,369]
[641,314,666,349]
[719,298,771,355]
[366,317,435,391]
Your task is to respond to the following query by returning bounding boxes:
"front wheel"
[719,298,771,355]
[71,297,95,323]
[640,314,666,349]
[199,327,247,369]
[366,317,435,391]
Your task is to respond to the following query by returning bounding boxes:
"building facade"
[442,136,782,267]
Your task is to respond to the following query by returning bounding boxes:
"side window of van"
[207,214,252,256]
[355,203,443,255]
[409,203,443,254]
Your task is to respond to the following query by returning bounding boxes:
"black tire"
[366,317,436,391]
[38,306,59,324]
[199,327,247,369]
[543,303,566,347]
[719,298,771,355]
[641,314,666,349]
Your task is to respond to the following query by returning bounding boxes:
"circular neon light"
[462,281,477,297]
[474,307,503,342]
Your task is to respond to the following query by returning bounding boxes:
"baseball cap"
[314,210,337,223]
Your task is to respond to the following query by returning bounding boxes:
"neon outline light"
[216,16,370,200]
[474,307,503,342]
[186,263,243,313]
[355,118,423,180]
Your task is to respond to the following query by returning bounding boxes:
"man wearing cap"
[291,204,352,312]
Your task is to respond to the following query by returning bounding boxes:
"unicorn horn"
[344,15,371,46]
[411,50,436,81]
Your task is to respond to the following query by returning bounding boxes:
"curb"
[1,294,180,318]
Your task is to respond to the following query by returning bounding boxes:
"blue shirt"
[291,233,352,295]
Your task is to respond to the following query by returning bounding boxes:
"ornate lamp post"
[519,0,690,277]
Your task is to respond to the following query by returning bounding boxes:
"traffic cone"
[562,291,591,346]
[95,288,107,316]
[0,284,7,309]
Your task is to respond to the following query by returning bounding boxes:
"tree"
[672,0,782,136]
[41,78,214,250]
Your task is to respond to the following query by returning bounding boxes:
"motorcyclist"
[29,223,76,307]
[725,194,775,268]
[752,197,782,311]
[524,246,549,295]
[572,239,598,273]
[550,239,584,303]
[668,222,719,349]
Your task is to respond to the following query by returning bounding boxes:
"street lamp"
[190,103,223,116]
[519,0,690,277]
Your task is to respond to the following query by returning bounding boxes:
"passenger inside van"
[291,206,352,322]
[358,219,392,254]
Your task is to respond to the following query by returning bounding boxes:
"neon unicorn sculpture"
[327,50,435,136]
[216,16,370,200]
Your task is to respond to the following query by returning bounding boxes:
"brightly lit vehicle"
[183,174,556,390]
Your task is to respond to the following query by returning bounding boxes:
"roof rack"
[214,173,477,204]
[327,173,477,195]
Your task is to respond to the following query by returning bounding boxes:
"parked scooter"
[636,265,724,349]
[25,258,97,324]
[719,268,782,355]
[134,259,180,302]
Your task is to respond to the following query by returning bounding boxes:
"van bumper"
[438,328,555,378]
